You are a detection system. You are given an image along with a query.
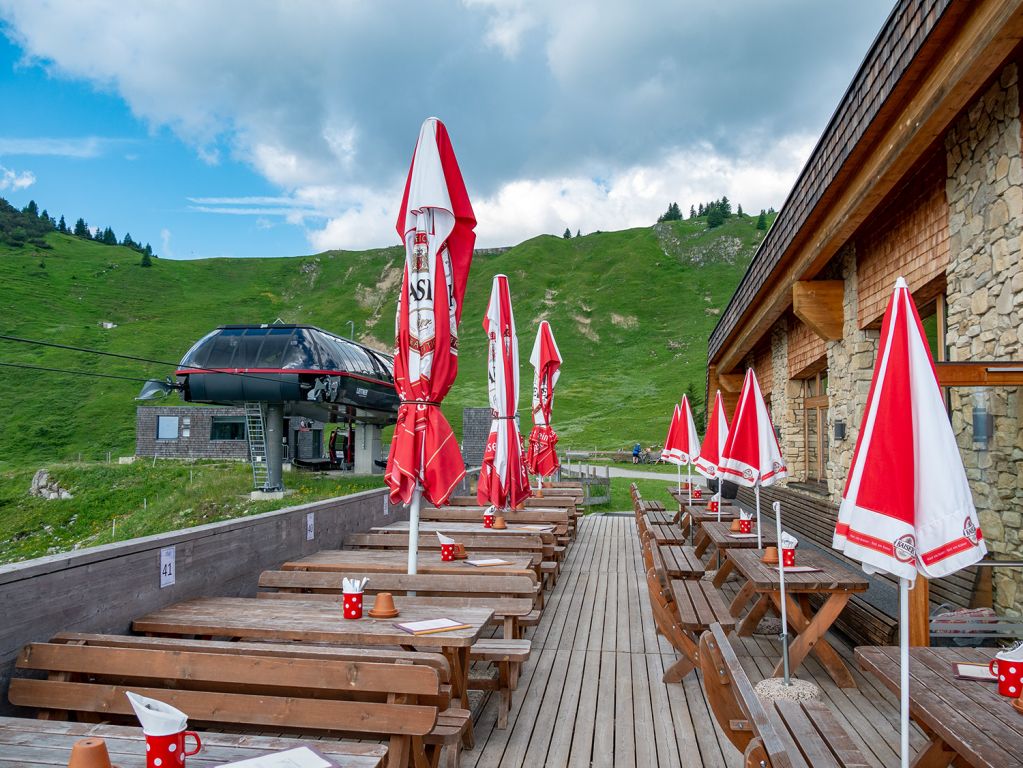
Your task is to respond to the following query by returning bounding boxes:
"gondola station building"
[706,0,1023,636]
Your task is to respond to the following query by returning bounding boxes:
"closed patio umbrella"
[478,274,532,511]
[526,320,562,492]
[385,117,476,574]
[663,395,701,500]
[718,368,786,549]
[833,277,987,768]
[695,389,731,521]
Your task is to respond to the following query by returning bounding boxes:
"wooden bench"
[698,623,870,768]
[421,507,572,545]
[10,637,469,768]
[346,531,548,563]
[735,484,982,646]
[644,562,733,684]
[446,496,579,536]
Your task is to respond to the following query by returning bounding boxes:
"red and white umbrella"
[477,274,532,510]
[526,320,562,487]
[833,277,986,768]
[695,390,731,520]
[718,368,786,548]
[662,395,701,499]
[385,117,475,574]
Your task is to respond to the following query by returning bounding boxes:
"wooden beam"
[718,374,744,393]
[935,362,1023,387]
[715,0,1023,373]
[909,577,930,647]
[792,281,844,340]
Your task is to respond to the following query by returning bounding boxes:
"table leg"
[911,736,960,768]
[737,595,773,636]
[443,647,472,708]
[712,557,735,589]
[729,580,756,617]
[771,591,855,688]
[694,531,710,559]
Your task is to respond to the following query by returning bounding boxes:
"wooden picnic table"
[727,548,869,688]
[132,596,493,707]
[372,520,557,538]
[856,646,1022,768]
[0,715,386,767]
[283,548,538,579]
[657,545,706,579]
[682,503,740,540]
[696,521,778,587]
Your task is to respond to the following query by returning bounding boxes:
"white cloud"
[0,164,35,190]
[0,136,126,158]
[160,228,174,258]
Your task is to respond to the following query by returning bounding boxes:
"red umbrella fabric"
[661,404,683,464]
[478,274,532,509]
[718,369,786,487]
[695,390,730,479]
[668,394,700,465]
[832,277,986,768]
[833,277,986,576]
[385,117,476,509]
[526,320,562,478]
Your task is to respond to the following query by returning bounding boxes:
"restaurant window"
[157,415,179,440]
[800,370,829,491]
[210,416,246,441]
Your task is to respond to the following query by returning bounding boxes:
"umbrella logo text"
[963,517,980,545]
[893,534,917,563]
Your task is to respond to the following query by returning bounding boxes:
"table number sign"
[159,546,175,588]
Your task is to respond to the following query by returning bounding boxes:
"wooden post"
[909,576,930,647]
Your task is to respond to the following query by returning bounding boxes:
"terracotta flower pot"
[68,738,113,768]
[729,519,742,532]
[369,592,399,619]
[762,546,779,564]
[493,515,508,530]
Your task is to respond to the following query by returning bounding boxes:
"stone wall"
[461,407,493,467]
[944,62,1023,616]
[825,244,880,505]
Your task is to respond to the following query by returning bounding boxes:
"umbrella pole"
[899,577,910,768]
[755,484,762,549]
[687,463,692,506]
[716,487,722,523]
[677,463,682,494]
[407,485,422,575]
[773,501,790,685]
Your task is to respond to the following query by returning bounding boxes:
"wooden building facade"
[707,0,1023,620]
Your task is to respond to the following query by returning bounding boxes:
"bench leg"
[662,655,697,683]
[386,735,410,768]
[694,532,710,558]
[498,660,512,729]
[912,735,960,768]
[662,632,699,683]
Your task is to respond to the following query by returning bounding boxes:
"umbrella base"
[753,677,821,702]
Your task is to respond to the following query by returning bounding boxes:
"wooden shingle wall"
[856,152,950,327]
[787,317,827,378]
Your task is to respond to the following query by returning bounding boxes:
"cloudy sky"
[0,1,893,259]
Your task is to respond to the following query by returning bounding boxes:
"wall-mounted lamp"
[834,420,846,441]
[972,407,993,450]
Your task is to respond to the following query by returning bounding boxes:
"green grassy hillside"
[0,215,768,469]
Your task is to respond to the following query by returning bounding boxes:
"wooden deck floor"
[464,514,921,768]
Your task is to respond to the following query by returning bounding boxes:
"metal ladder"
[244,402,269,489]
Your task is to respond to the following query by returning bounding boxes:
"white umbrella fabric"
[696,389,730,521]
[833,277,987,768]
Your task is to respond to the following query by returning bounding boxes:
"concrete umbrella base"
[754,677,821,702]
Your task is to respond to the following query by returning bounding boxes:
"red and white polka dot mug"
[782,548,796,567]
[990,657,1023,697]
[692,488,703,499]
[144,730,201,767]
[342,591,363,620]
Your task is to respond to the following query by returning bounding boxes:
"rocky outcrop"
[29,469,73,500]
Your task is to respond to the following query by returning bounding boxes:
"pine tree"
[737,204,743,217]
[720,196,732,217]
[22,200,39,218]
[57,215,68,233]
[576,229,581,238]
[122,232,136,249]
[689,205,696,219]
[563,227,571,239]
[707,204,725,229]
[73,218,90,238]
[144,243,154,257]
[102,227,117,245]
[140,251,152,267]
[697,203,704,216]
[756,210,768,230]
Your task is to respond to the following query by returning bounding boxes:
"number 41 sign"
[160,546,176,588]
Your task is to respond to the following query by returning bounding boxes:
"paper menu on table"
[219,746,338,767]
[467,558,512,567]
[727,533,758,539]
[395,617,472,635]
[782,566,823,573]
[953,662,997,681]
